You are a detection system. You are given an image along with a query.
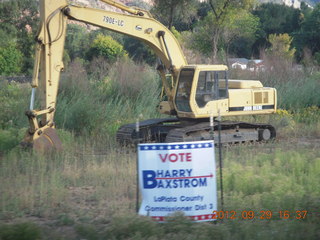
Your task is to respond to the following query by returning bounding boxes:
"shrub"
[276,72,320,109]
[55,58,160,136]
[0,222,41,240]
[105,214,160,239]
[105,57,160,99]
[0,128,23,152]
[87,34,127,63]
[294,106,320,124]
[230,66,320,110]
[0,81,29,130]
[0,42,23,75]
[65,24,91,61]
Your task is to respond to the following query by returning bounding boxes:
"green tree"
[0,0,39,74]
[65,24,91,61]
[190,0,256,62]
[222,9,259,58]
[300,1,312,19]
[294,4,320,58]
[151,0,197,30]
[0,42,23,75]
[263,33,296,73]
[252,3,301,56]
[267,33,296,60]
[253,3,301,35]
[87,34,127,63]
[123,37,156,65]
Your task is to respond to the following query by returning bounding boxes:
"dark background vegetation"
[1,0,320,75]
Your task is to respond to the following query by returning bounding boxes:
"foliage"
[0,0,38,31]
[0,222,41,240]
[189,12,217,58]
[170,26,182,42]
[0,58,161,152]
[0,42,23,75]
[65,24,91,61]
[87,34,127,63]
[267,33,296,60]
[0,137,319,239]
[123,36,157,65]
[230,65,320,110]
[189,0,256,62]
[294,4,320,60]
[0,80,29,152]
[54,57,160,136]
[277,72,320,109]
[0,128,20,152]
[294,105,320,124]
[190,0,257,61]
[222,9,259,58]
[75,28,156,65]
[0,0,39,74]
[252,3,301,57]
[1,0,320,75]
[151,0,197,30]
[0,81,29,129]
[253,3,301,35]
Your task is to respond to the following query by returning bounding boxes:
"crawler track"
[116,118,181,144]
[165,121,276,144]
[116,118,276,145]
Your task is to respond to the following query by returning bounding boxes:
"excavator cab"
[174,65,230,119]
[174,65,276,120]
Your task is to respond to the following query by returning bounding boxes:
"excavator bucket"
[32,128,63,152]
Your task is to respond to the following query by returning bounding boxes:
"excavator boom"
[24,0,187,150]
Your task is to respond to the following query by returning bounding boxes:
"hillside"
[305,0,320,6]
[73,0,152,9]
[75,0,318,10]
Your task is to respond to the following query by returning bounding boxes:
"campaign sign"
[138,140,217,222]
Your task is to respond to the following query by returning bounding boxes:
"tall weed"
[230,66,320,110]
[275,73,320,109]
[0,81,29,129]
[0,133,319,239]
[56,57,161,136]
[0,222,41,240]
[223,144,320,213]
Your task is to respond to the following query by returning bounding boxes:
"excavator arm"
[24,0,187,150]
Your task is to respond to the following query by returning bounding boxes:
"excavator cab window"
[175,69,194,112]
[217,71,228,99]
[195,71,228,108]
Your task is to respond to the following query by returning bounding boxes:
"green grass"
[0,222,41,240]
[223,144,320,212]
[0,130,319,239]
[230,67,320,109]
[0,59,161,152]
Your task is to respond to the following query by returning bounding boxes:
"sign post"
[138,141,217,222]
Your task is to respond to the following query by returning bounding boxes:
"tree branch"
[217,0,231,21]
[208,0,219,19]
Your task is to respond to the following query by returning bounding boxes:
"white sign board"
[138,140,217,222]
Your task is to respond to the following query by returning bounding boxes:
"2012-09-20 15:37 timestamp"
[211,210,308,220]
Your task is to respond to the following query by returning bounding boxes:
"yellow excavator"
[23,0,277,150]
